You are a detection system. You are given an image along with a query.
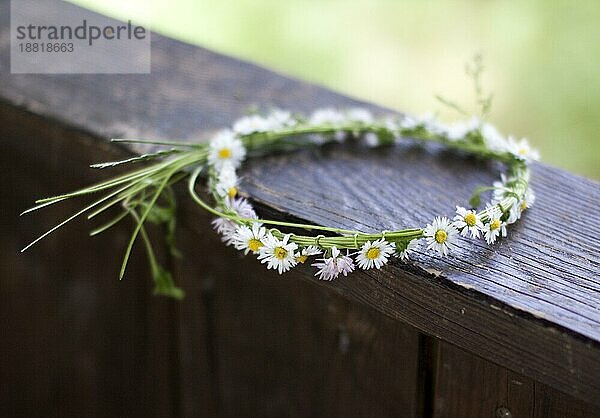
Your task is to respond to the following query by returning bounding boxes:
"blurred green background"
[70,0,599,179]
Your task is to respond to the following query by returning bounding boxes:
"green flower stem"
[239,122,518,165]
[269,229,423,250]
[89,211,130,236]
[111,138,205,148]
[90,148,185,169]
[87,172,187,235]
[21,175,150,252]
[86,168,188,220]
[32,152,197,206]
[119,167,175,279]
[22,151,205,253]
[117,152,208,279]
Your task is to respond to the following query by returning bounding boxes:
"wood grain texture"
[172,199,423,417]
[433,342,600,417]
[0,106,179,417]
[1,0,598,409]
[206,230,420,416]
[170,225,219,417]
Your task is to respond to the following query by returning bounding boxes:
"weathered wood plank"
[0,106,179,417]
[433,342,600,417]
[1,0,598,407]
[179,219,422,417]
[243,145,600,404]
[170,220,220,417]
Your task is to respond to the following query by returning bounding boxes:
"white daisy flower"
[346,108,373,124]
[312,246,355,281]
[309,108,345,126]
[356,239,396,269]
[491,173,534,224]
[481,123,509,152]
[383,117,400,131]
[211,217,237,244]
[503,187,535,225]
[419,113,446,135]
[491,174,509,204]
[266,109,296,130]
[232,114,271,135]
[484,210,507,245]
[399,114,419,129]
[397,239,419,262]
[208,130,246,170]
[309,108,347,142]
[295,245,322,264]
[506,197,522,224]
[214,164,239,198]
[383,117,402,142]
[232,223,267,254]
[424,216,459,256]
[227,196,257,220]
[453,206,484,239]
[333,131,347,142]
[257,234,298,274]
[445,117,480,141]
[507,136,540,162]
[211,197,257,245]
[521,188,536,211]
[363,132,380,148]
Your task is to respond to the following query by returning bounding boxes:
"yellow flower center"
[435,230,447,244]
[366,247,380,260]
[464,212,477,227]
[227,186,238,198]
[218,148,232,159]
[490,219,501,230]
[520,200,527,211]
[518,147,528,156]
[296,254,308,263]
[274,246,288,260]
[248,239,263,253]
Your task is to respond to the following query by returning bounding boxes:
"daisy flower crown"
[22,105,538,298]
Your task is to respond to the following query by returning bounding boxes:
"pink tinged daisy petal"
[312,246,355,281]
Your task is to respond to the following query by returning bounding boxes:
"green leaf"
[152,265,185,300]
[165,217,182,259]
[145,204,173,224]
[466,130,485,145]
[142,192,182,259]
[376,128,395,146]
[469,186,495,208]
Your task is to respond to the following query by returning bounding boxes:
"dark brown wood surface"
[433,342,600,417]
[1,106,180,417]
[191,222,422,417]
[1,0,599,415]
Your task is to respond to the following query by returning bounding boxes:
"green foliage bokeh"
[71,0,600,179]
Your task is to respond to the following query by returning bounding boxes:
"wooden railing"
[2,2,599,417]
